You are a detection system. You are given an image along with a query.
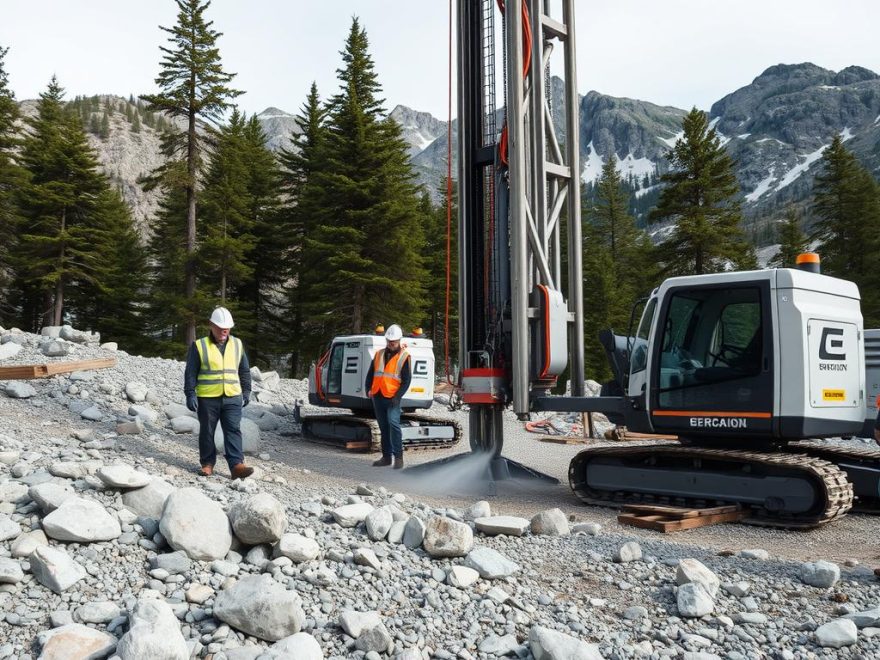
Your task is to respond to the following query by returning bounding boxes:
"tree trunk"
[53,207,67,327]
[185,105,197,346]
[351,285,364,335]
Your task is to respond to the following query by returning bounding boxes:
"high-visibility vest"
[370,348,410,398]
[194,336,243,397]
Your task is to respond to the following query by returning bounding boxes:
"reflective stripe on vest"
[370,348,410,398]
[195,336,243,397]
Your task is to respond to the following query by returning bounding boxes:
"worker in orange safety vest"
[364,324,411,468]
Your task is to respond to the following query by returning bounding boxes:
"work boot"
[231,463,254,480]
[393,455,404,470]
[372,455,392,467]
[198,464,214,477]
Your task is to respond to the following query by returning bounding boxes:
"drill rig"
[452,0,880,527]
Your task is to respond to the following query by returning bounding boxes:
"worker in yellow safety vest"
[364,324,411,469]
[183,307,254,479]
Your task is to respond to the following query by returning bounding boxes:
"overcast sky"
[2,1,878,120]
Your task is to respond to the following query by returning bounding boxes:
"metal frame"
[457,0,583,420]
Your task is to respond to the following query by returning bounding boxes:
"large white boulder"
[121,478,174,518]
[676,558,720,599]
[276,533,320,562]
[42,498,121,543]
[530,508,570,536]
[423,516,473,558]
[229,492,287,545]
[529,626,604,660]
[117,598,188,660]
[30,545,86,593]
[38,623,118,660]
[159,487,232,561]
[214,574,305,642]
[332,502,374,527]
[97,464,152,489]
[464,547,520,579]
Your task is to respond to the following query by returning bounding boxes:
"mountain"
[711,63,880,214]
[15,63,879,246]
[254,106,301,151]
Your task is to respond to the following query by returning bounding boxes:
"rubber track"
[790,441,880,512]
[568,444,853,529]
[301,414,462,452]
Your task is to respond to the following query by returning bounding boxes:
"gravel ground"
[2,326,880,659]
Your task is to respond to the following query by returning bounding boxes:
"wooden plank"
[0,357,117,380]
[618,509,746,532]
[622,504,740,519]
[538,436,585,445]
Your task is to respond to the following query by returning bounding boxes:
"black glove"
[186,394,198,412]
[242,393,250,407]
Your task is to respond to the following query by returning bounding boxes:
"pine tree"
[198,110,255,308]
[0,45,26,325]
[278,82,329,373]
[73,187,148,351]
[650,108,755,275]
[769,206,808,268]
[583,155,656,380]
[143,169,197,356]
[13,77,107,328]
[811,134,880,323]
[141,0,242,347]
[100,110,110,139]
[302,18,427,348]
[232,114,285,366]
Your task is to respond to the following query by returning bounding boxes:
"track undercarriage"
[569,443,861,529]
[301,413,462,452]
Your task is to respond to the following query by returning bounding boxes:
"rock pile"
[1,325,880,659]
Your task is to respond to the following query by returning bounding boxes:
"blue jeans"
[197,395,244,470]
[372,395,402,458]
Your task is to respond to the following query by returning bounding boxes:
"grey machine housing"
[616,267,866,441]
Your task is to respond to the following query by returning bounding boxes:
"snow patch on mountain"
[738,133,751,139]
[634,184,660,200]
[776,143,829,191]
[658,130,683,148]
[757,244,781,268]
[617,154,657,180]
[581,142,604,183]
[745,168,777,203]
[841,126,855,141]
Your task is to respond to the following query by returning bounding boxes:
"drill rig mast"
[456,0,584,476]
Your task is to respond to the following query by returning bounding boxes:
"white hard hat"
[384,324,403,341]
[209,307,234,329]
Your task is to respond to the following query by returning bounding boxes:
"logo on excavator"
[819,327,846,360]
[689,417,747,429]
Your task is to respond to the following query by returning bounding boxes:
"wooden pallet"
[617,503,745,532]
[0,357,117,380]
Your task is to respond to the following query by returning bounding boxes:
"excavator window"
[656,286,770,410]
[630,297,657,374]
[325,343,345,396]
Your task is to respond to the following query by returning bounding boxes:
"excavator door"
[645,278,775,439]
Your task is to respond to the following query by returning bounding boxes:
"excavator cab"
[622,268,865,441]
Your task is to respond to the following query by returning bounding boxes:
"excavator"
[301,329,462,451]
[307,0,880,527]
